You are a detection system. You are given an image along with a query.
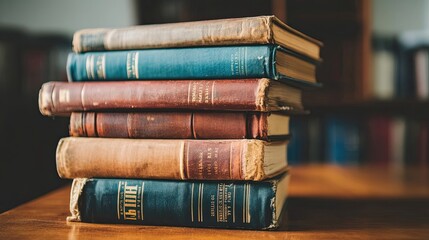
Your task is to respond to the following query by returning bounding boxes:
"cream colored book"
[73,15,322,60]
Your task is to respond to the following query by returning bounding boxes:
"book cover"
[38,79,303,116]
[56,137,288,181]
[66,45,320,87]
[69,112,290,140]
[67,173,290,230]
[72,15,322,60]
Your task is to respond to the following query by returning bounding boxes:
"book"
[69,112,290,140]
[414,49,429,99]
[39,79,303,116]
[325,117,361,165]
[56,137,288,181]
[67,45,319,85]
[67,173,289,229]
[72,15,322,60]
[372,36,396,99]
[367,117,391,167]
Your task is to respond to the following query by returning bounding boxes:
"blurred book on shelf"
[288,114,429,169]
[369,31,429,101]
[371,35,397,99]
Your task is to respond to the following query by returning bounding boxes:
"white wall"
[373,0,429,35]
[0,0,137,35]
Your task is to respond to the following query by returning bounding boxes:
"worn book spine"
[68,177,284,229]
[56,137,278,181]
[66,45,275,81]
[38,79,272,116]
[72,16,276,52]
[69,112,272,140]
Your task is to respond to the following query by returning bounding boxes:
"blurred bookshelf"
[0,28,70,212]
[135,0,429,169]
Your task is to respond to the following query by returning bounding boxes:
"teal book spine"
[66,45,276,81]
[68,176,286,230]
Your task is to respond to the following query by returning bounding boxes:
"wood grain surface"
[1,164,429,240]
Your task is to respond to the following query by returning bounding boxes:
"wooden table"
[1,164,429,239]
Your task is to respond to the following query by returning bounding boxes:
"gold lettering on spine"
[86,54,96,79]
[126,52,139,79]
[191,183,194,222]
[187,82,192,104]
[210,194,215,218]
[123,182,138,221]
[95,54,106,79]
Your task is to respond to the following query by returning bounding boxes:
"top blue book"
[72,15,322,61]
[67,45,320,87]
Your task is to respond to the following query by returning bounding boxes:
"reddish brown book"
[38,78,302,116]
[69,112,289,140]
[56,137,288,181]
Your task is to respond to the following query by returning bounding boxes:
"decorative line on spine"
[191,183,194,222]
[233,185,236,223]
[140,182,145,220]
[101,54,106,79]
[201,183,204,222]
[117,181,122,220]
[211,81,215,106]
[242,184,246,223]
[198,183,201,222]
[246,184,250,223]
[216,184,220,222]
[134,52,139,78]
[179,141,186,180]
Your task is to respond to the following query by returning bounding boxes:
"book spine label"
[67,46,273,81]
[185,141,243,180]
[70,112,269,139]
[56,138,259,180]
[72,16,272,52]
[39,80,266,116]
[72,178,275,229]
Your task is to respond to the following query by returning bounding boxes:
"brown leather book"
[39,78,302,116]
[69,112,289,140]
[56,137,288,181]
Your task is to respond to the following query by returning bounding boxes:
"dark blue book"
[325,117,361,165]
[66,45,319,88]
[287,116,309,165]
[68,173,289,230]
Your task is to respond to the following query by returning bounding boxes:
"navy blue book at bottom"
[68,173,289,230]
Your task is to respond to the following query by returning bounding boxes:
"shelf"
[305,99,429,116]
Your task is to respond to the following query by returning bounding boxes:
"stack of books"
[38,16,322,230]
